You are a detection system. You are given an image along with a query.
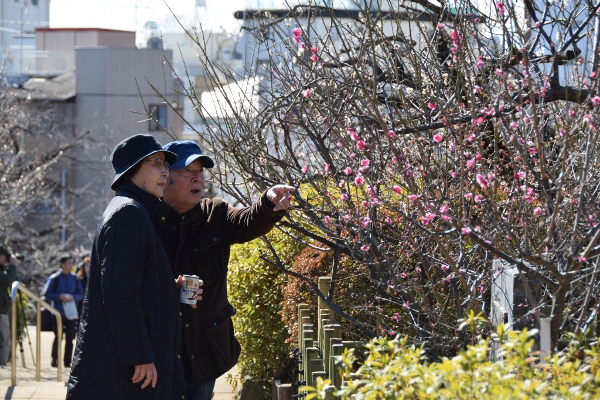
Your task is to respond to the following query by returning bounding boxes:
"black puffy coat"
[67,183,185,400]
[159,192,285,385]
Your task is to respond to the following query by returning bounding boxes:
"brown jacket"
[159,192,285,384]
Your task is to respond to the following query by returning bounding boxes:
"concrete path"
[0,326,239,399]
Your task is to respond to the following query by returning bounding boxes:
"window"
[149,104,167,131]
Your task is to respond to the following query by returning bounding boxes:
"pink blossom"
[568,109,575,118]
[451,30,461,43]
[496,2,505,15]
[354,175,364,185]
[408,194,418,201]
[299,42,306,50]
[337,141,343,148]
[344,167,353,175]
[514,171,526,180]
[433,133,443,143]
[579,256,587,263]
[495,69,503,76]
[361,245,370,252]
[474,18,480,23]
[533,207,543,215]
[461,227,472,235]
[361,217,371,227]
[385,216,393,225]
[311,46,317,53]
[427,102,437,110]
[360,159,370,167]
[528,147,538,154]
[347,127,359,140]
[310,54,318,63]
[441,264,449,271]
[559,129,565,136]
[474,195,483,203]
[415,267,422,273]
[340,193,349,201]
[437,23,445,29]
[441,214,451,221]
[356,140,367,150]
[400,273,407,279]
[475,59,484,68]
[475,85,483,92]
[303,88,311,98]
[466,158,475,170]
[464,193,473,200]
[324,216,331,225]
[476,174,489,188]
[510,121,519,129]
[592,96,600,105]
[292,28,302,38]
[440,205,449,214]
[349,153,356,159]
[301,165,308,174]
[387,130,396,138]
[324,164,330,173]
[361,200,369,208]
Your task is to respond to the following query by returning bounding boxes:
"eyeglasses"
[143,158,170,170]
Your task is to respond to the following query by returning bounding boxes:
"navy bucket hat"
[110,134,177,190]
[162,140,214,170]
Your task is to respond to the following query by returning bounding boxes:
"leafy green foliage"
[302,318,600,399]
[228,228,304,389]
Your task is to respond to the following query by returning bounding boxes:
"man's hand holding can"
[176,275,204,308]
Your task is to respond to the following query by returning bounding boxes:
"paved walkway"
[0,326,238,399]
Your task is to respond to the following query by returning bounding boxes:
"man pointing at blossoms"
[158,140,294,400]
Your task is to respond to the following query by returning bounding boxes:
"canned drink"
[180,275,200,305]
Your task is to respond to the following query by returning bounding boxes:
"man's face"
[163,159,206,214]
[60,258,74,274]
[0,255,7,265]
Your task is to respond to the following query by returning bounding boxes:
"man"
[0,245,18,366]
[159,140,294,400]
[42,253,83,368]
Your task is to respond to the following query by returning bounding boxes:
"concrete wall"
[73,46,182,237]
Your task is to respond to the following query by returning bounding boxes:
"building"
[15,28,184,243]
[0,0,50,83]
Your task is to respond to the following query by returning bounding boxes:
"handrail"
[10,281,63,385]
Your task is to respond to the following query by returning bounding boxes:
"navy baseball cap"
[163,140,215,170]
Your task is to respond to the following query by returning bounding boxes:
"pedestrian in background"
[0,245,18,366]
[42,253,83,368]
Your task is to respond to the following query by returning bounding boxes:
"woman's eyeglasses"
[143,158,170,170]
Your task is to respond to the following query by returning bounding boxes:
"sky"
[49,0,246,40]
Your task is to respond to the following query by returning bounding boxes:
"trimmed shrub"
[228,227,304,392]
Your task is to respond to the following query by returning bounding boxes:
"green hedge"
[228,228,303,391]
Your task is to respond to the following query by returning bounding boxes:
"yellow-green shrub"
[303,324,600,399]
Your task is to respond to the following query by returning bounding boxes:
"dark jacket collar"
[114,182,172,226]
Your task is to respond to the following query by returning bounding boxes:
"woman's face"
[131,152,169,198]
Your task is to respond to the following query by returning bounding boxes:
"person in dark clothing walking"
[42,254,83,368]
[159,140,294,400]
[0,245,18,366]
[67,134,185,400]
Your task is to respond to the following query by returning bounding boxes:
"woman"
[67,134,185,399]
